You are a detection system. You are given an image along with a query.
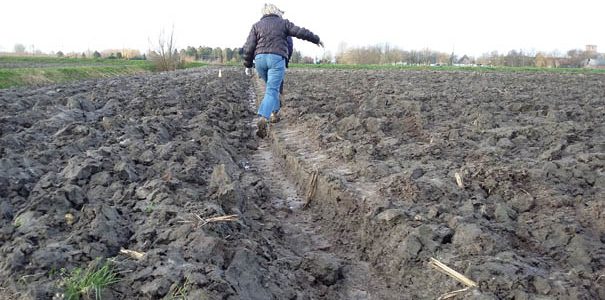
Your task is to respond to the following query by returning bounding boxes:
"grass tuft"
[60,260,120,300]
[164,278,191,300]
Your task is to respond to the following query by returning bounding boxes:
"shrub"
[149,27,184,71]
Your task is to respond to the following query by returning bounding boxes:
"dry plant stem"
[429,257,478,287]
[437,287,471,300]
[179,214,239,228]
[119,248,145,260]
[204,215,239,223]
[304,169,319,208]
[519,188,532,197]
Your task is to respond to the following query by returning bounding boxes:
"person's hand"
[318,40,324,48]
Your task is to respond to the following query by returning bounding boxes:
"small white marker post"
[218,69,222,78]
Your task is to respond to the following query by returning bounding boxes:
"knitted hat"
[262,3,284,17]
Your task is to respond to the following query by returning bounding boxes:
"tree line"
[335,43,604,68]
[177,46,314,64]
[174,44,604,68]
[11,43,147,60]
[11,42,603,68]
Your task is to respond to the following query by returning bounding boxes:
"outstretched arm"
[285,20,321,45]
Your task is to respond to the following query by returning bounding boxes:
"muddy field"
[280,68,605,299]
[0,67,604,299]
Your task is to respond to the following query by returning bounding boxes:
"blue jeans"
[254,54,285,119]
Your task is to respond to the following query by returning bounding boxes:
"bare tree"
[149,26,182,71]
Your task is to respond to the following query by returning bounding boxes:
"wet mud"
[278,68,605,299]
[1,67,603,299]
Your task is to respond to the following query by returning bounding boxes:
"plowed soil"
[1,67,603,299]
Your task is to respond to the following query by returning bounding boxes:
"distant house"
[456,55,474,66]
[584,57,605,69]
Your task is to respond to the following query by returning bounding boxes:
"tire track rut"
[246,81,390,299]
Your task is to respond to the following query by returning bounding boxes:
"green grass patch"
[0,55,206,69]
[0,69,22,89]
[0,55,150,67]
[0,55,206,89]
[0,66,147,89]
[0,56,154,89]
[183,61,207,68]
[0,56,207,89]
[60,260,120,300]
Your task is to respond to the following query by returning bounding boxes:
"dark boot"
[269,112,280,123]
[256,117,267,138]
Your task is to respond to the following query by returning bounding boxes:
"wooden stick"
[429,257,477,287]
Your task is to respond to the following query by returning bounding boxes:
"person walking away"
[242,3,323,138]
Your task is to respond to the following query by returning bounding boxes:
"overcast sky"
[2,0,604,58]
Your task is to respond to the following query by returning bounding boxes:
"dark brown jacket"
[242,14,320,67]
